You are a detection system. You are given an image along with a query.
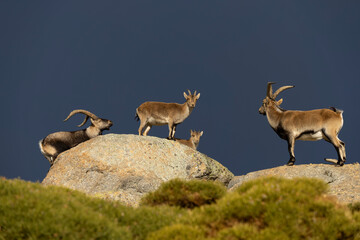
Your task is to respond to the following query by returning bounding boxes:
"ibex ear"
[276,98,283,105]
[200,131,203,136]
[183,92,188,99]
[196,93,200,99]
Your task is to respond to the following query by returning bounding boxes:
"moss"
[146,224,205,240]
[0,178,181,240]
[180,177,360,239]
[215,223,259,240]
[1,176,360,240]
[121,206,185,240]
[140,178,227,208]
[349,202,360,213]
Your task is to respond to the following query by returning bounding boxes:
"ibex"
[135,90,200,139]
[175,130,204,150]
[259,82,346,166]
[39,109,113,165]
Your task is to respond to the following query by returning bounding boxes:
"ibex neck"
[266,104,283,129]
[193,140,199,148]
[86,125,101,138]
[182,102,194,116]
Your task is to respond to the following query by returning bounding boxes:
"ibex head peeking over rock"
[175,130,204,150]
[39,109,113,165]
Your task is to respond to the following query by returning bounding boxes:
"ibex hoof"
[287,159,295,166]
[324,158,345,166]
[337,160,345,167]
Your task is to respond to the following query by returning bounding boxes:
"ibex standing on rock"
[175,130,204,150]
[259,82,346,166]
[135,90,200,139]
[39,109,113,165]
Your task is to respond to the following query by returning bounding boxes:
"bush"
[216,223,290,240]
[120,206,184,240]
[0,178,181,240]
[180,177,360,239]
[349,202,360,213]
[140,178,227,208]
[2,176,360,240]
[146,224,205,240]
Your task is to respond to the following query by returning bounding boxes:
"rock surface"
[42,134,234,207]
[228,163,360,204]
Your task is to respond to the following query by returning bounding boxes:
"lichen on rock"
[42,134,234,206]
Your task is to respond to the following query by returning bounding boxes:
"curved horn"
[194,90,197,96]
[64,109,99,127]
[272,85,295,99]
[266,82,276,98]
[187,89,192,95]
[77,115,89,127]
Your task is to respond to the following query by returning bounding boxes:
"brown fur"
[136,90,200,139]
[259,83,346,166]
[39,110,113,165]
[175,130,203,150]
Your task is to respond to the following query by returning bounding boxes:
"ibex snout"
[107,120,113,129]
[259,106,266,115]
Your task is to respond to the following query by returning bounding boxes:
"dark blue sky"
[1,1,359,182]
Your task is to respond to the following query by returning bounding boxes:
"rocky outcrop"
[42,134,234,206]
[228,163,360,204]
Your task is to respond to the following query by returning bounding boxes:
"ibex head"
[190,130,203,144]
[64,109,113,130]
[184,90,200,108]
[259,82,294,115]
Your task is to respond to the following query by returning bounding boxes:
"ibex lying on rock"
[259,82,346,166]
[175,130,204,150]
[39,109,113,165]
[135,90,200,139]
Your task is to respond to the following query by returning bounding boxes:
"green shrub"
[349,202,360,213]
[216,223,291,240]
[146,224,205,240]
[215,223,259,240]
[0,178,129,239]
[121,206,185,240]
[140,178,227,209]
[2,176,360,240]
[0,178,181,240]
[180,177,360,239]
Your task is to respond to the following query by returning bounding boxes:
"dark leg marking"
[286,137,296,166]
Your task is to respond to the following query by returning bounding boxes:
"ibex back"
[39,109,113,165]
[135,90,200,139]
[259,82,346,166]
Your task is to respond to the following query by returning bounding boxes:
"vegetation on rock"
[178,177,360,239]
[1,176,360,240]
[0,177,182,240]
[140,178,227,208]
[349,202,360,213]
[42,134,234,206]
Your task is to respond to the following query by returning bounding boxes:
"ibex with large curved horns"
[135,90,200,139]
[39,109,113,165]
[259,82,346,166]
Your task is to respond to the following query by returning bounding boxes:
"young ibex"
[135,90,200,139]
[39,109,113,165]
[259,82,346,166]
[175,130,204,150]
